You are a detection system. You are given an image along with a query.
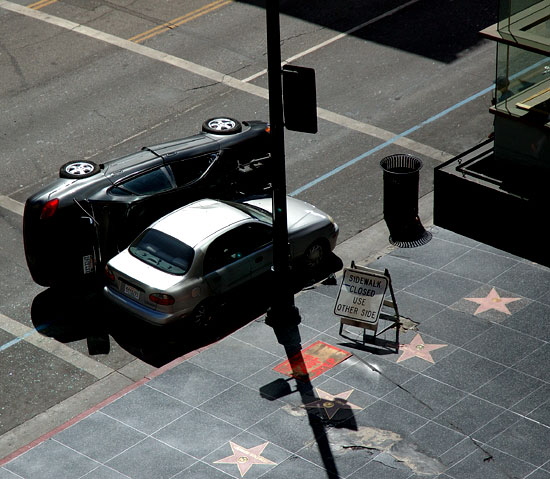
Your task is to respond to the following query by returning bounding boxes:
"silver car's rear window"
[129,229,194,275]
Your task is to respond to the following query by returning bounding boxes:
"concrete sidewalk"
[2,219,550,479]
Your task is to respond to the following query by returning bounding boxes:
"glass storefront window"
[495,43,550,116]
[497,0,549,53]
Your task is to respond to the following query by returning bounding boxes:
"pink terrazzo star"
[304,388,362,419]
[397,333,447,364]
[465,287,521,315]
[214,441,276,477]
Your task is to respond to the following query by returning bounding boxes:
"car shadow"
[30,253,343,367]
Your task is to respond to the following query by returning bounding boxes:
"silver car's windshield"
[129,229,194,275]
[222,200,272,224]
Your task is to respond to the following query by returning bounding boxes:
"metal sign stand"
[336,261,401,352]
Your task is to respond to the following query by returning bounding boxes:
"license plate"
[124,283,140,301]
[82,254,95,275]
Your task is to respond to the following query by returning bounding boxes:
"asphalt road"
[0,0,497,458]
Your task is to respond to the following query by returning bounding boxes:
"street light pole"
[265,0,301,336]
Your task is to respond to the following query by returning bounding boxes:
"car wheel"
[303,241,327,270]
[202,117,242,135]
[192,300,218,328]
[60,161,100,179]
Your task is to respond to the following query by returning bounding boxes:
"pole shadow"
[261,324,361,478]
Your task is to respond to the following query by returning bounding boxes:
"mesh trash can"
[380,154,428,245]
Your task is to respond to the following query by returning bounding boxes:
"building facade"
[434,0,550,265]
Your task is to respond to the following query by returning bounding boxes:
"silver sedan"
[103,197,339,326]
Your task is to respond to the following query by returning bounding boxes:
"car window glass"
[111,167,173,196]
[129,229,194,275]
[243,223,272,250]
[168,154,217,188]
[203,223,272,274]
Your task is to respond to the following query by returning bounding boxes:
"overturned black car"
[24,118,272,288]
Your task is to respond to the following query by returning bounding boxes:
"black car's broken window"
[168,154,217,188]
[111,167,173,196]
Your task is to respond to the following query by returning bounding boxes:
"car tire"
[303,240,327,271]
[202,117,242,135]
[192,300,219,328]
[60,161,100,179]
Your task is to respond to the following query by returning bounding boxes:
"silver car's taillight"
[149,293,175,306]
[104,265,115,282]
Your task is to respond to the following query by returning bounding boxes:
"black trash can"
[380,154,428,245]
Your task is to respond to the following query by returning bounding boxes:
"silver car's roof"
[150,198,251,247]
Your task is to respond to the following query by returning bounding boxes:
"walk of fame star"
[397,333,446,363]
[465,287,521,315]
[303,388,361,419]
[214,441,276,477]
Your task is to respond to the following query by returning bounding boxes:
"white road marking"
[242,0,424,83]
[0,312,114,379]
[0,0,453,169]
[0,195,24,216]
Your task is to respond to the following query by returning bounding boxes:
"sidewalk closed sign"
[334,268,389,327]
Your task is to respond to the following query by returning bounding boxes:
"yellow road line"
[27,0,231,39]
[28,0,57,9]
[129,0,232,43]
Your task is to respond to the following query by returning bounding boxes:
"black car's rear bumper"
[23,199,99,287]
